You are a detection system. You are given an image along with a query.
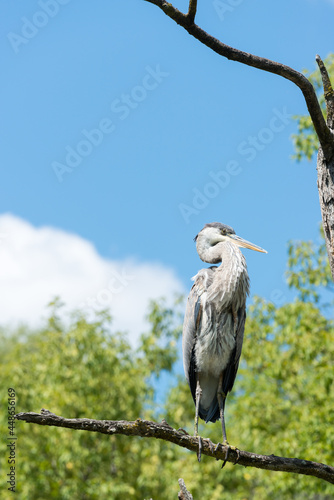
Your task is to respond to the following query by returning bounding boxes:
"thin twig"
[316,54,334,129]
[15,410,334,485]
[144,0,334,160]
[187,0,197,24]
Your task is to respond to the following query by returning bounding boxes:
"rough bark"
[316,56,334,278]
[178,479,194,500]
[144,0,334,279]
[317,149,334,277]
[15,410,334,485]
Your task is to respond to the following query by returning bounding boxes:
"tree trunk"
[317,145,334,278]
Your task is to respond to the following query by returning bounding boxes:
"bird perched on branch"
[182,222,267,460]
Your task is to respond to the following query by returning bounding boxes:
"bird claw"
[218,441,240,468]
[214,442,221,453]
[221,441,230,469]
[204,438,215,453]
[213,440,232,468]
[232,446,240,465]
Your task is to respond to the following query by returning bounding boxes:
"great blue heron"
[182,222,267,459]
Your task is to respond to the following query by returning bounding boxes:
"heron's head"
[195,222,267,263]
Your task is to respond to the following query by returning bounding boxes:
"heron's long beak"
[228,234,267,253]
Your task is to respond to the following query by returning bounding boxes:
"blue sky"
[0,0,332,338]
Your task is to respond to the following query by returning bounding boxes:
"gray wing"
[222,307,246,395]
[182,268,216,396]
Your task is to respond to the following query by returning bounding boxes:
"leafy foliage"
[292,53,334,160]
[0,300,181,499]
[286,227,333,303]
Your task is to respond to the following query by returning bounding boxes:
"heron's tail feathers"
[202,398,220,423]
[197,375,224,423]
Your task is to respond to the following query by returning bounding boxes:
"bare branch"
[144,0,334,160]
[316,54,334,129]
[16,409,334,485]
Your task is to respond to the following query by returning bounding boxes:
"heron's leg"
[194,378,202,437]
[217,373,227,443]
[194,377,202,462]
[217,372,230,467]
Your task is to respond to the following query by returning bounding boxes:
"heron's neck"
[197,240,241,265]
[216,242,245,275]
[213,243,249,305]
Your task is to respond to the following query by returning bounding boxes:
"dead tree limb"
[178,478,194,500]
[144,0,334,279]
[15,410,334,485]
[317,54,334,130]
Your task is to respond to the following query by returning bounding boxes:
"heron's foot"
[232,446,240,465]
[219,441,241,467]
[222,443,240,465]
[203,438,215,453]
[213,440,232,468]
[221,440,230,469]
[193,427,202,462]
[214,439,228,453]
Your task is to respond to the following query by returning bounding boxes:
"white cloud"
[0,214,185,344]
